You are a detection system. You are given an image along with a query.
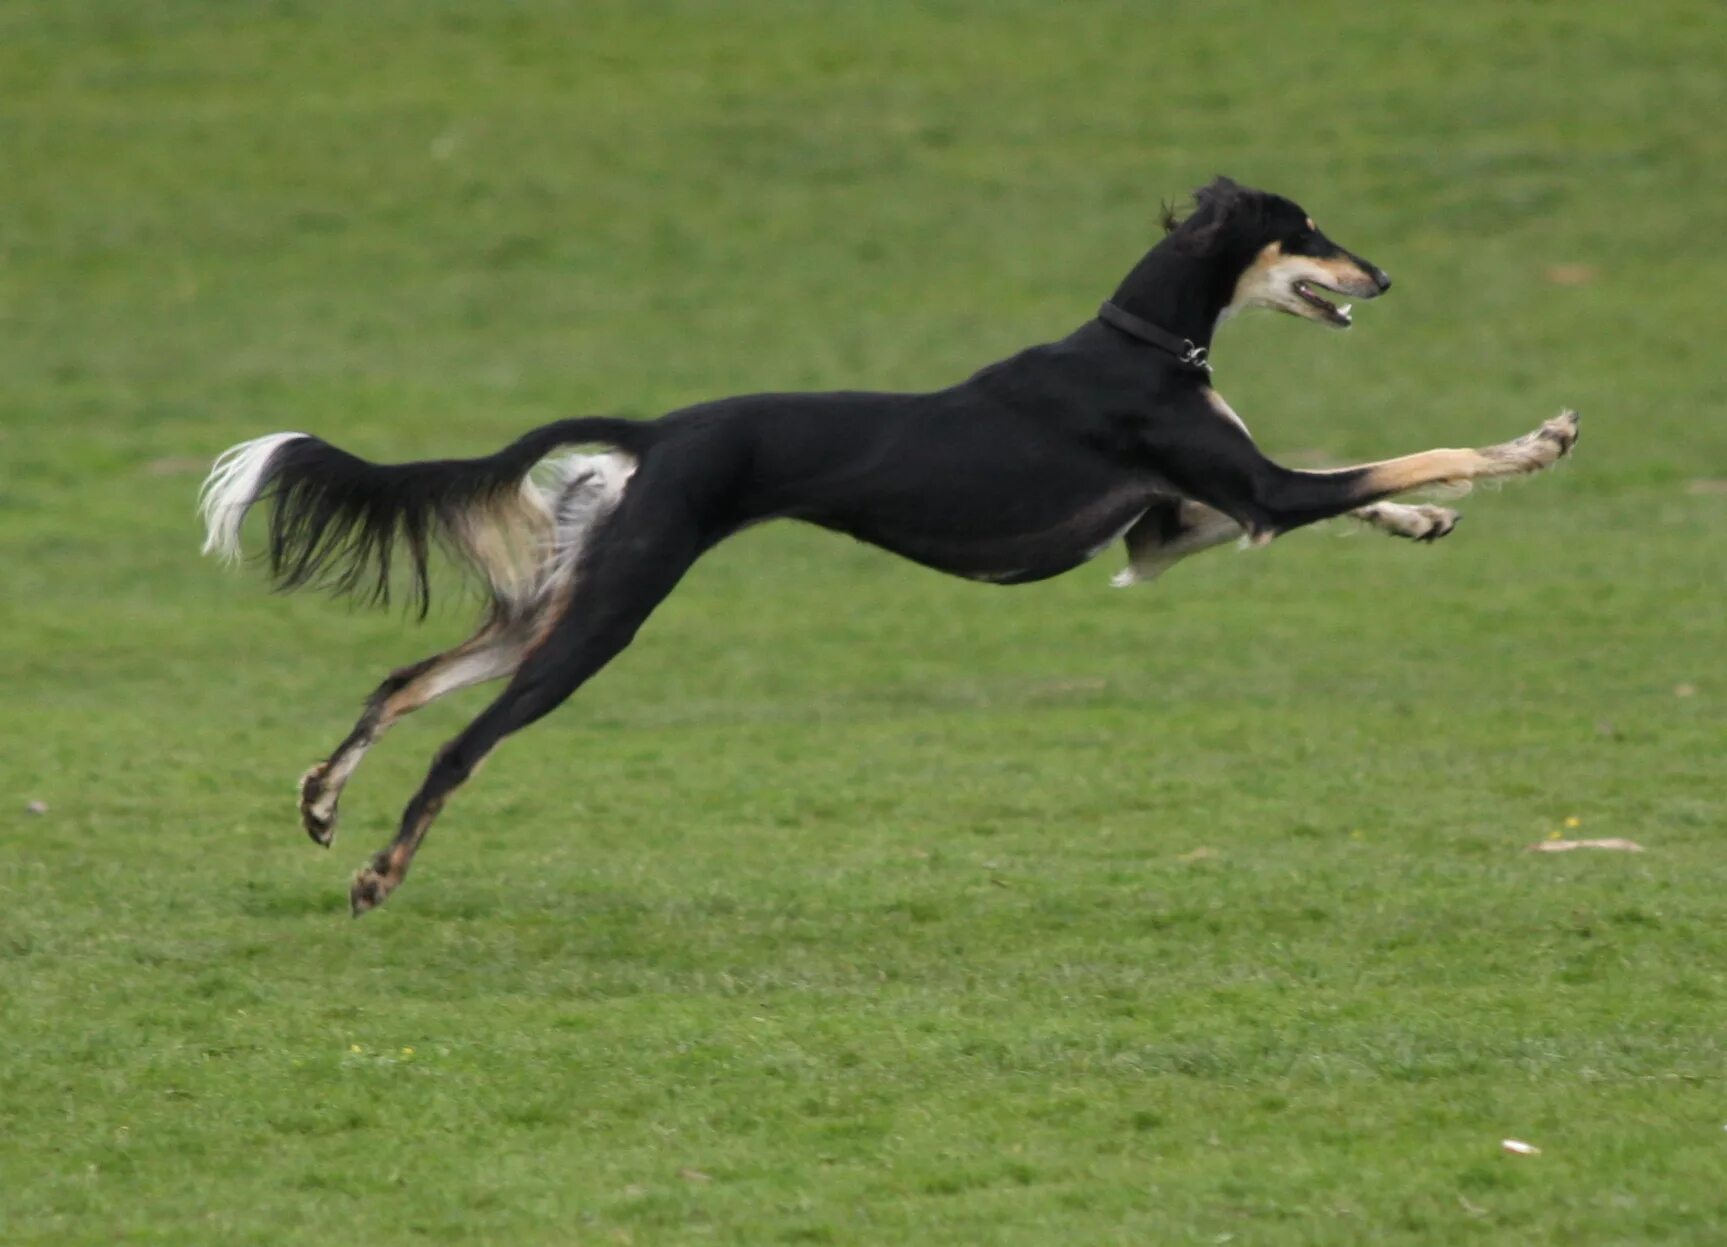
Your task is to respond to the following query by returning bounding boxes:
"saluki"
[200,177,1578,915]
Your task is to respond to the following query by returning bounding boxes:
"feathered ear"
[1167,175,1250,254]
[1193,175,1245,211]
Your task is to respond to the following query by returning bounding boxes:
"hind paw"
[298,763,338,848]
[350,856,399,917]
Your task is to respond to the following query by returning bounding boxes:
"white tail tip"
[198,432,307,561]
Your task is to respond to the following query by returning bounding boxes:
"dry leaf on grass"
[1543,264,1596,286]
[1176,846,1217,862]
[1501,1138,1541,1155]
[1686,480,1727,496]
[678,1168,713,1183]
[1528,838,1644,853]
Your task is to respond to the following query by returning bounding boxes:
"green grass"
[4,1,1727,1242]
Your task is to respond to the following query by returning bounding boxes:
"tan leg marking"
[1353,410,1579,498]
[340,578,586,912]
[349,795,445,917]
[298,622,532,846]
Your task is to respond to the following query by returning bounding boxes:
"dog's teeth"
[1338,304,1353,318]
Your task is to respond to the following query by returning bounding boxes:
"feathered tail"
[198,417,651,617]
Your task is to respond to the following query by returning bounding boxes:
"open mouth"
[1293,279,1354,328]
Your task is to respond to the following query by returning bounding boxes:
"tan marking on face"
[1220,242,1287,321]
[1308,254,1375,289]
[1223,242,1377,325]
[1304,216,1316,231]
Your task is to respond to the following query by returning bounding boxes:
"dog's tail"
[198,417,652,617]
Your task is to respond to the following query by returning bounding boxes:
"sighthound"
[200,177,1579,915]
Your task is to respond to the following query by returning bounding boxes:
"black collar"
[1097,301,1211,373]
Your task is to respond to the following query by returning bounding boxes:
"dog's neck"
[1107,237,1244,351]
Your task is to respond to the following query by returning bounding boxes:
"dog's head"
[1164,177,1391,329]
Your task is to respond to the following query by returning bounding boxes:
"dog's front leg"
[1253,409,1577,537]
[1140,405,1577,543]
[1113,497,1461,586]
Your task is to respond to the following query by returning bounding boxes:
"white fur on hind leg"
[520,451,637,607]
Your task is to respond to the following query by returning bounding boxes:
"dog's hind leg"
[297,453,638,847]
[347,473,718,915]
[1113,499,1244,585]
[298,618,533,847]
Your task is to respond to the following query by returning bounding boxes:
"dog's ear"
[1172,175,1252,254]
[1194,175,1245,204]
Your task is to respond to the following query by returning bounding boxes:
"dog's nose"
[1371,267,1392,293]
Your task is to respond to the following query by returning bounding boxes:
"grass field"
[5,2,1727,1242]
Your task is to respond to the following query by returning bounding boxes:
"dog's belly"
[844,486,1156,584]
[752,398,1174,585]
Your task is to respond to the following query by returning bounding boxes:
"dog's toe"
[1541,408,1581,457]
[1411,505,1460,542]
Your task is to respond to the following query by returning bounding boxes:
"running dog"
[200,176,1579,915]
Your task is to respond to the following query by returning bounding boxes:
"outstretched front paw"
[1548,406,1581,445]
[298,763,338,848]
[1493,408,1580,476]
[1529,407,1581,462]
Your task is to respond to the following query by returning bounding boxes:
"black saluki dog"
[201,177,1577,915]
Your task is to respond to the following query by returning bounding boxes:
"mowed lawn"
[3,2,1726,1242]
